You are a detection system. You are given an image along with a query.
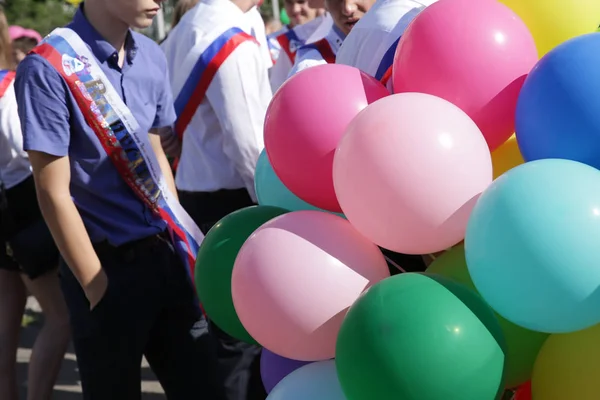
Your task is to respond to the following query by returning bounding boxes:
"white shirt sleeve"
[0,90,26,158]
[0,87,32,188]
[206,41,272,201]
[247,7,274,70]
[269,53,293,92]
[288,48,327,78]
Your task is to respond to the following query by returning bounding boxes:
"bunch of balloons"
[193,0,600,398]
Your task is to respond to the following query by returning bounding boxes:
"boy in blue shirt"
[15,1,226,398]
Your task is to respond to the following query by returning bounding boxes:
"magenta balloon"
[231,210,390,361]
[392,0,538,151]
[264,64,389,213]
[333,93,493,254]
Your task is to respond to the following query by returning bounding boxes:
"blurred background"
[4,0,283,42]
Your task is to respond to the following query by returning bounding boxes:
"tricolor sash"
[376,7,425,86]
[302,38,336,64]
[32,28,204,282]
[275,29,301,64]
[267,37,280,65]
[0,70,15,97]
[173,27,257,140]
[376,37,399,86]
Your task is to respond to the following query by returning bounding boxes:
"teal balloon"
[255,150,344,217]
[466,158,600,333]
[267,360,345,400]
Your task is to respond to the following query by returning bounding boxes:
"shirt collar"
[332,24,346,41]
[204,0,245,16]
[69,5,138,66]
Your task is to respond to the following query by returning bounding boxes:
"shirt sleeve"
[153,54,177,129]
[15,55,71,157]
[247,7,273,70]
[288,48,327,78]
[269,53,292,93]
[206,40,272,201]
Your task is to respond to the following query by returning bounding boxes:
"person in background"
[8,26,42,64]
[15,0,227,398]
[267,0,326,91]
[158,0,199,45]
[263,15,283,35]
[303,0,332,43]
[172,0,200,27]
[288,0,375,75]
[336,0,436,90]
[161,0,271,397]
[0,12,70,400]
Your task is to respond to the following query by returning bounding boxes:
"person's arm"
[29,151,107,305]
[151,55,181,159]
[269,53,292,93]
[151,125,181,159]
[206,41,272,201]
[15,56,106,308]
[288,48,328,78]
[149,129,178,199]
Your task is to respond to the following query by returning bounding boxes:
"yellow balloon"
[532,324,600,399]
[491,134,524,179]
[499,0,600,56]
[65,0,83,5]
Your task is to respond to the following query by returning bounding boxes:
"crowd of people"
[0,0,432,398]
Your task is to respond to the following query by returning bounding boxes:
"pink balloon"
[264,64,389,212]
[333,93,492,255]
[392,0,538,151]
[231,210,389,361]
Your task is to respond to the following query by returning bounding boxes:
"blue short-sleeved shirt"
[15,7,177,246]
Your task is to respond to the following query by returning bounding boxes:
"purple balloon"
[260,348,312,393]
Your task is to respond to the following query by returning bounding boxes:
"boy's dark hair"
[12,36,38,54]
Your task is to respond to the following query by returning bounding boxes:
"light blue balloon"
[465,159,600,334]
[267,360,346,400]
[255,150,344,218]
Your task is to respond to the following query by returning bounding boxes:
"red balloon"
[264,64,389,212]
[514,381,531,400]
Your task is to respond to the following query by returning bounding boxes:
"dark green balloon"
[336,273,506,400]
[427,245,548,389]
[195,205,288,344]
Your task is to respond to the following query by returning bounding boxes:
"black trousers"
[0,176,59,279]
[381,248,428,275]
[60,234,227,400]
[179,188,267,400]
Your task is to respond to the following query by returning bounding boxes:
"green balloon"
[280,9,290,25]
[195,205,289,344]
[336,273,506,400]
[427,245,549,389]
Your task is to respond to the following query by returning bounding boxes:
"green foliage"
[261,0,276,19]
[4,0,77,37]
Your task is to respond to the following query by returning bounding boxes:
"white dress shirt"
[161,0,272,200]
[268,15,329,92]
[0,83,31,189]
[336,0,436,86]
[247,6,274,69]
[305,13,333,44]
[288,26,345,77]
